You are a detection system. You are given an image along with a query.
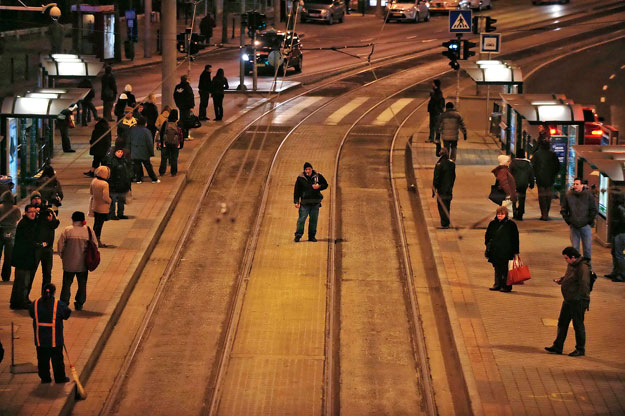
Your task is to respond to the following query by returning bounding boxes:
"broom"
[63,345,87,400]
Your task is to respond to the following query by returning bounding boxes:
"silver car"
[301,0,346,24]
[460,0,491,10]
[386,0,431,22]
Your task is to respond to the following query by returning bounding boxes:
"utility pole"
[144,0,152,57]
[162,0,176,108]
[237,3,247,90]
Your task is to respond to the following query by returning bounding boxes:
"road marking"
[407,35,418,39]
[372,98,413,125]
[271,96,324,123]
[325,97,368,125]
[422,39,436,42]
[360,38,374,42]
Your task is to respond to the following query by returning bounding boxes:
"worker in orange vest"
[28,283,71,383]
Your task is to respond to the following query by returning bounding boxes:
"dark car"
[242,30,303,75]
[301,0,346,24]
[582,106,605,145]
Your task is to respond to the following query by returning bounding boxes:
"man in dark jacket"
[84,118,112,177]
[174,75,195,139]
[198,65,212,121]
[200,13,215,44]
[129,117,159,183]
[100,65,117,122]
[427,79,445,145]
[531,140,560,220]
[293,162,328,242]
[432,148,455,228]
[561,178,596,262]
[27,207,59,299]
[437,102,467,161]
[606,192,625,282]
[78,77,97,126]
[546,247,591,357]
[10,205,38,309]
[105,146,133,219]
[510,149,535,220]
[57,109,75,153]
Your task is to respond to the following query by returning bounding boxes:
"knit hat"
[497,155,510,166]
[124,84,132,92]
[30,191,42,201]
[303,162,313,170]
[71,211,85,222]
[124,106,134,113]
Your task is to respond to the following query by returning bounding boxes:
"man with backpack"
[158,109,183,177]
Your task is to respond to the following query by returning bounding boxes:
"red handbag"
[85,227,100,272]
[507,255,531,285]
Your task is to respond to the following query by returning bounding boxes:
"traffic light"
[485,16,497,32]
[442,39,461,70]
[461,39,477,60]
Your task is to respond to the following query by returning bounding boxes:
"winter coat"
[173,81,195,109]
[612,199,625,235]
[57,223,90,272]
[427,88,444,115]
[510,158,535,191]
[78,78,95,102]
[531,147,560,187]
[211,75,229,96]
[560,257,591,302]
[90,118,112,158]
[158,121,184,149]
[36,176,63,208]
[199,71,212,93]
[12,216,38,270]
[0,203,21,232]
[437,109,467,142]
[293,170,329,206]
[124,91,136,108]
[200,14,215,39]
[114,96,128,119]
[29,297,71,347]
[433,155,455,197]
[116,117,137,152]
[492,165,517,203]
[560,189,597,229]
[101,73,117,101]
[129,126,155,160]
[141,102,159,128]
[485,217,519,263]
[105,154,133,194]
[90,166,112,214]
[35,213,60,247]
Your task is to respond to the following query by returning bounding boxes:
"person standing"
[37,166,64,214]
[0,192,21,282]
[114,93,129,121]
[293,162,328,242]
[531,140,560,220]
[141,94,160,140]
[58,212,93,310]
[27,207,59,299]
[130,117,160,183]
[101,65,117,122]
[123,84,136,108]
[116,107,137,157]
[29,283,71,383]
[437,102,467,161]
[84,118,112,178]
[211,68,229,121]
[78,77,97,126]
[10,205,38,309]
[158,110,183,177]
[56,109,75,153]
[173,75,195,138]
[606,192,625,282]
[199,13,216,44]
[545,247,591,357]
[491,155,517,205]
[427,79,445,150]
[105,146,133,220]
[484,206,520,293]
[432,147,455,228]
[198,65,212,121]
[510,149,535,220]
[90,166,112,248]
[560,178,597,262]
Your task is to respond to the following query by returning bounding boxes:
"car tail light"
[590,129,602,136]
[549,128,557,135]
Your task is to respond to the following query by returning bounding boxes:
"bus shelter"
[0,89,89,197]
[39,54,104,88]
[574,145,625,245]
[500,93,586,193]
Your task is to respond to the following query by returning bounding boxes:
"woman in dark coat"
[485,206,520,292]
[211,68,229,121]
[84,118,112,177]
[10,206,38,309]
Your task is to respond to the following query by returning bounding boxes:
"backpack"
[163,124,179,147]
[85,227,100,272]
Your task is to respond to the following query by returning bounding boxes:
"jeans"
[428,113,440,142]
[159,146,179,176]
[199,91,210,119]
[610,233,625,279]
[80,100,98,125]
[109,193,126,217]
[36,346,67,382]
[436,195,452,227]
[133,159,158,182]
[61,271,88,307]
[0,229,15,281]
[492,259,511,291]
[570,224,592,260]
[295,204,320,239]
[553,299,588,353]
[28,246,53,297]
[537,186,553,219]
[513,188,527,219]
[213,94,224,120]
[10,268,32,308]
[443,140,457,160]
[93,212,107,240]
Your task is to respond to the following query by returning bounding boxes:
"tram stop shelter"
[573,145,625,245]
[39,54,104,88]
[0,88,90,197]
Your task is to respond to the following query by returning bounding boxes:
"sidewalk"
[411,96,625,414]
[0,94,267,415]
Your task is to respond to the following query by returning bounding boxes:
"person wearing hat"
[491,155,517,205]
[116,106,137,158]
[90,166,112,248]
[30,191,45,214]
[198,65,212,121]
[173,75,195,139]
[0,191,20,282]
[123,84,136,108]
[437,101,467,161]
[293,162,328,242]
[114,93,129,121]
[10,205,39,309]
[104,146,133,219]
[58,212,94,310]
[129,116,159,184]
[27,202,59,300]
[101,65,117,121]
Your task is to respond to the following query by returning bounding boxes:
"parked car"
[460,0,491,10]
[582,106,605,145]
[301,0,346,24]
[242,30,303,75]
[428,0,462,13]
[385,0,430,22]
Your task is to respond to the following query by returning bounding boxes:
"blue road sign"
[449,10,472,33]
[480,33,501,53]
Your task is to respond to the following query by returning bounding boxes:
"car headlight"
[321,9,328,14]
[242,53,250,61]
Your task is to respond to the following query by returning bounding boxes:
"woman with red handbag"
[484,206,520,292]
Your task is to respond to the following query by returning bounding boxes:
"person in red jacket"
[492,155,517,205]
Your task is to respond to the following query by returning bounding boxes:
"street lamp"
[0,3,61,20]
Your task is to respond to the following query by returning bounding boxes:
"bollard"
[25,54,29,80]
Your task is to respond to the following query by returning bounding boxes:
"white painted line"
[407,35,418,39]
[372,98,413,125]
[325,97,368,125]
[271,96,324,124]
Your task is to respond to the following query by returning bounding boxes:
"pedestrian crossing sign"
[449,10,472,33]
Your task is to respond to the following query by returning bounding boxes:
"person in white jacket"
[57,211,92,310]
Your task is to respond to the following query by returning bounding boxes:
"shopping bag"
[507,255,531,285]
[489,184,506,205]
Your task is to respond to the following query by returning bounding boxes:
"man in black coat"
[432,148,455,228]
[27,207,59,299]
[510,148,535,220]
[200,13,215,45]
[531,140,560,220]
[427,79,445,146]
[560,178,596,262]
[198,65,212,121]
[606,192,625,282]
[293,162,328,242]
[485,206,519,292]
[85,118,112,177]
[100,65,117,122]
[174,75,195,139]
[10,205,39,309]
[78,78,97,126]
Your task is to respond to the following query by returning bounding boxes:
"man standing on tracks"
[293,162,328,243]
[437,102,467,162]
[432,148,455,229]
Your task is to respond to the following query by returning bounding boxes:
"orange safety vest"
[34,298,59,347]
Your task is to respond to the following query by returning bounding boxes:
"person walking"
[105,146,133,219]
[560,178,597,262]
[10,205,38,309]
[56,109,75,153]
[491,154,517,206]
[27,207,59,299]
[84,118,112,178]
[90,166,112,248]
[37,165,64,214]
[545,247,591,357]
[432,147,455,228]
[0,193,20,282]
[130,116,159,183]
[199,13,216,44]
[173,75,195,138]
[158,110,183,177]
[531,139,560,220]
[510,149,535,220]
[427,79,445,150]
[142,94,159,140]
[198,65,212,121]
[101,65,117,122]
[29,283,71,383]
[211,68,229,121]
[78,77,97,126]
[437,102,466,161]
[484,206,520,293]
[58,211,93,310]
[606,192,625,282]
[293,162,328,242]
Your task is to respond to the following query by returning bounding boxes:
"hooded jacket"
[90,166,112,214]
[560,188,597,228]
[129,125,154,160]
[492,165,517,203]
[293,170,328,205]
[560,257,591,302]
[433,155,455,197]
[510,158,535,190]
[437,108,467,142]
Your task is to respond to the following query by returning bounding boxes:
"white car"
[460,0,491,10]
[386,0,431,22]
[428,0,461,13]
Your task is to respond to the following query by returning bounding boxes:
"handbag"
[489,183,506,205]
[85,226,101,272]
[507,255,531,285]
